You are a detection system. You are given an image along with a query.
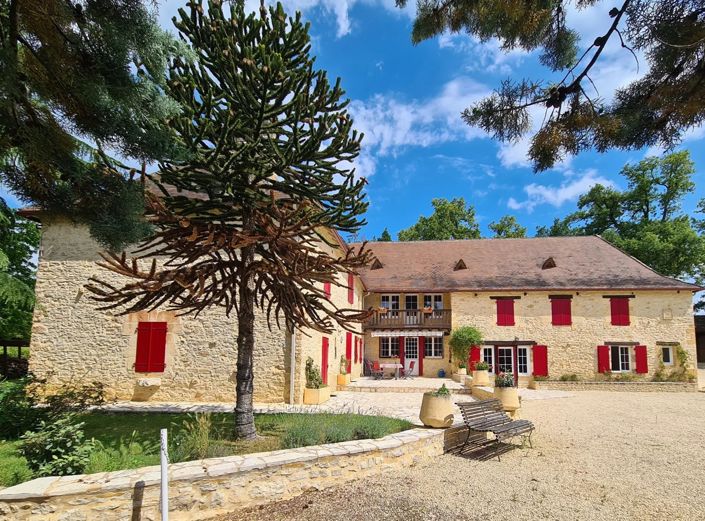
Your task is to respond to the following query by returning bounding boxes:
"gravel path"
[217,391,705,521]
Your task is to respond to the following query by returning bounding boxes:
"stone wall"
[529,380,698,392]
[0,428,444,520]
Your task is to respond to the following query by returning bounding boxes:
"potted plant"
[303,357,330,405]
[449,326,483,376]
[423,306,433,314]
[493,372,519,410]
[419,384,454,428]
[337,356,351,386]
[471,360,490,387]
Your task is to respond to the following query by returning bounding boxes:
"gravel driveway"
[217,391,705,521]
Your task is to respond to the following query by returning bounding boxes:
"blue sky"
[5,1,705,241]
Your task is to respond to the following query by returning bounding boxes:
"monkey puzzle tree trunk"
[235,243,257,440]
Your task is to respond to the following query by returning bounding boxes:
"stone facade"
[363,289,698,385]
[0,428,443,520]
[29,218,363,404]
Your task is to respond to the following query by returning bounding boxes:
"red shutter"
[399,336,405,367]
[418,336,425,376]
[551,299,572,326]
[324,282,331,299]
[597,345,610,373]
[532,345,548,377]
[634,345,648,374]
[610,297,630,326]
[345,332,352,373]
[347,273,354,304]
[496,299,515,326]
[321,337,329,385]
[135,322,167,373]
[469,345,481,370]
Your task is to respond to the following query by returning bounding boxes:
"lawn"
[0,412,412,488]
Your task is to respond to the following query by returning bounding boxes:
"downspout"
[289,328,296,404]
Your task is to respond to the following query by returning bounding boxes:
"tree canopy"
[537,151,705,284]
[377,228,392,241]
[88,0,370,439]
[0,200,39,339]
[0,0,184,250]
[398,197,480,241]
[397,1,705,171]
[489,215,527,238]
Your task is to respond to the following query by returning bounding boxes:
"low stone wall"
[0,429,444,521]
[338,385,472,395]
[529,380,698,392]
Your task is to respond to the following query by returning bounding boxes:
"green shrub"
[352,421,387,440]
[87,434,158,473]
[170,414,214,462]
[474,361,489,371]
[339,356,348,375]
[0,378,42,439]
[449,326,483,365]
[495,372,515,388]
[430,383,451,397]
[559,373,579,382]
[305,357,323,389]
[19,415,95,477]
[281,422,322,449]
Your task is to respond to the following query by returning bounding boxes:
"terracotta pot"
[472,369,490,387]
[457,367,467,376]
[494,386,520,410]
[337,374,350,386]
[303,386,331,405]
[419,393,454,428]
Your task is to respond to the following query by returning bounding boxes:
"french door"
[404,337,420,375]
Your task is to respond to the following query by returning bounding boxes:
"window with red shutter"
[345,332,352,373]
[597,345,610,373]
[323,282,331,299]
[135,322,168,373]
[551,298,572,326]
[610,297,630,326]
[634,345,648,373]
[469,346,481,370]
[532,345,548,376]
[321,337,329,385]
[496,299,515,326]
[347,273,354,304]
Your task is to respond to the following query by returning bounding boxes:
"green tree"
[535,217,581,238]
[398,198,480,241]
[377,228,392,241]
[541,151,705,283]
[397,1,705,171]
[88,1,370,439]
[449,326,483,366]
[0,200,39,339]
[0,0,185,250]
[488,215,526,238]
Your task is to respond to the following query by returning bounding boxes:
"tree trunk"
[234,244,257,440]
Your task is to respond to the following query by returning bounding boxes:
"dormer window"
[454,258,467,271]
[542,257,557,269]
[370,258,384,270]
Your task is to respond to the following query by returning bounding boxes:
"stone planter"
[494,386,520,410]
[419,393,454,428]
[303,386,331,405]
[337,374,351,386]
[457,367,467,376]
[471,369,490,387]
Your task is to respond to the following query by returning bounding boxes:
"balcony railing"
[363,309,452,330]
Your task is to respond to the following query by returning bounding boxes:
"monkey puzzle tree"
[86,1,371,439]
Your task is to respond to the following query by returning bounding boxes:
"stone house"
[355,236,701,386]
[20,210,365,404]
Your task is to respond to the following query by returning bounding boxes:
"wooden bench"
[456,399,534,460]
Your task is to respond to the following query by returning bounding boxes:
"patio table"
[379,363,403,379]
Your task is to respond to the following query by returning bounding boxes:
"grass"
[1,346,29,358]
[0,412,412,488]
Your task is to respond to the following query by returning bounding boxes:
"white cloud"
[438,33,528,75]
[507,169,613,213]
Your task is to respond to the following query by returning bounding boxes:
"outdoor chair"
[399,360,415,379]
[455,399,534,461]
[369,360,384,380]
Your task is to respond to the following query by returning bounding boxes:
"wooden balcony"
[363,309,452,330]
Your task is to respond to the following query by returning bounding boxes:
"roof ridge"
[356,236,596,245]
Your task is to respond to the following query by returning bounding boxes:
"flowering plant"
[474,361,489,371]
[494,372,515,388]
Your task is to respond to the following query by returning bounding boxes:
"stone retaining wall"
[0,428,444,521]
[529,380,698,392]
[338,385,472,394]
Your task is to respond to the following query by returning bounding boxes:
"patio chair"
[399,360,415,379]
[455,399,534,461]
[369,360,384,380]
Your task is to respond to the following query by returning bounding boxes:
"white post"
[160,428,169,521]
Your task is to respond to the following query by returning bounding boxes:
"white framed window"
[423,294,443,309]
[661,346,673,365]
[482,346,494,374]
[405,337,419,360]
[424,337,443,358]
[610,345,631,372]
[517,347,530,375]
[405,294,418,309]
[496,347,513,374]
[380,295,400,319]
[380,337,399,358]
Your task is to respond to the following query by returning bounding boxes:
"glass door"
[404,337,419,375]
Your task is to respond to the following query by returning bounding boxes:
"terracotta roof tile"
[353,236,700,292]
